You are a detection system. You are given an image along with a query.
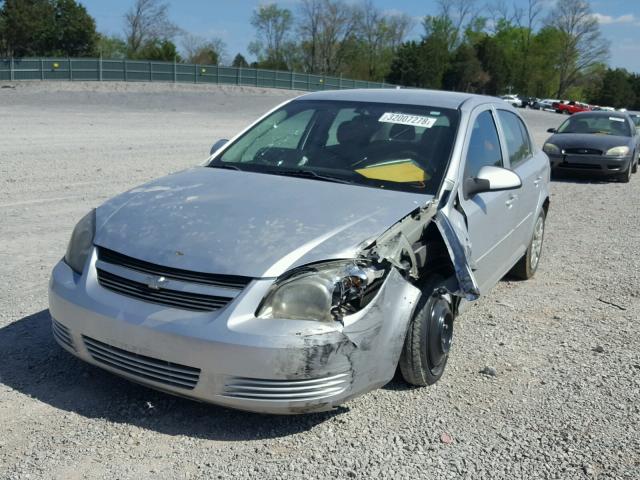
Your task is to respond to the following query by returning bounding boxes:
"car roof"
[297,88,500,110]
[572,110,629,118]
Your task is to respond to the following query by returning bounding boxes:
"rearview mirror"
[547,128,557,133]
[210,138,229,155]
[463,166,522,200]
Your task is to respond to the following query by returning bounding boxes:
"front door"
[458,108,522,294]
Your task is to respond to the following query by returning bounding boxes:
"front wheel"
[511,209,546,280]
[616,161,632,183]
[399,275,454,386]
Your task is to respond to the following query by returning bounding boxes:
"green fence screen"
[0,57,395,91]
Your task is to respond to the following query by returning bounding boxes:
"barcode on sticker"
[379,112,437,128]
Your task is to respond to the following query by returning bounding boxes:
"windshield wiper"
[273,169,356,185]
[208,163,243,171]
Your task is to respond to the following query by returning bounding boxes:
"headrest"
[336,115,377,145]
[389,123,416,141]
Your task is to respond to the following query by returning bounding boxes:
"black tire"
[399,274,454,386]
[511,209,546,280]
[616,161,632,183]
[632,153,638,174]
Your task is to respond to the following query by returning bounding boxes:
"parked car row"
[500,95,633,117]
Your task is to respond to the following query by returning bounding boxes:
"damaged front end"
[364,201,479,302]
[244,200,480,412]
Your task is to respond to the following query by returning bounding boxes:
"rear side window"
[498,110,532,167]
[465,110,503,178]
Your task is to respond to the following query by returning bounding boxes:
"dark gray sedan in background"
[543,111,639,182]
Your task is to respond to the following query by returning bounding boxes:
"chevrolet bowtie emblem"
[146,275,168,290]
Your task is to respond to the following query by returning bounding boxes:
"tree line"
[1,0,639,109]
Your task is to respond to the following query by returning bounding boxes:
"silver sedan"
[49,89,550,414]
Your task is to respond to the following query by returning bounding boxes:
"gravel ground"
[0,82,638,480]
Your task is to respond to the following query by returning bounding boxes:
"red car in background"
[553,100,591,115]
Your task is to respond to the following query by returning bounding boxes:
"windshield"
[557,114,631,137]
[209,100,460,194]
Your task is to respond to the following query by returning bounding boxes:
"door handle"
[533,176,542,187]
[505,194,518,208]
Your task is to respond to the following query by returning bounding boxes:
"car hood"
[94,167,430,278]
[547,133,633,151]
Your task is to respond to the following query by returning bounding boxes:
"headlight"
[543,143,560,155]
[605,146,630,157]
[64,209,96,274]
[257,260,388,322]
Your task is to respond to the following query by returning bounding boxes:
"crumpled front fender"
[433,210,480,301]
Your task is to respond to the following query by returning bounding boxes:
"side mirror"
[547,128,557,133]
[463,166,522,200]
[210,138,229,155]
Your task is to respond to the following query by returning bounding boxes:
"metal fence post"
[149,61,152,81]
[69,58,72,81]
[215,65,219,84]
[173,57,177,83]
[307,73,310,91]
[339,73,342,90]
[98,54,102,81]
[237,67,241,85]
[10,57,14,81]
[123,59,127,81]
[194,64,198,83]
[40,58,44,80]
[290,70,294,89]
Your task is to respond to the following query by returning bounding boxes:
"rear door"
[458,107,522,294]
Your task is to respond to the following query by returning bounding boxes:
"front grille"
[96,268,233,311]
[83,336,200,390]
[52,319,75,351]
[558,162,600,170]
[222,373,351,402]
[564,148,602,155]
[97,247,252,289]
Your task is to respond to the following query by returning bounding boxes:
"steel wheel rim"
[530,215,544,270]
[428,299,453,368]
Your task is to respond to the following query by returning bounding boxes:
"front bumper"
[549,154,632,176]
[48,253,420,414]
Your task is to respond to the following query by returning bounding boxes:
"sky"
[82,0,640,73]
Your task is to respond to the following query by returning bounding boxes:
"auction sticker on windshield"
[379,112,437,128]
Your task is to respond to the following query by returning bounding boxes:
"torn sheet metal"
[366,201,438,279]
[369,231,419,279]
[433,210,480,301]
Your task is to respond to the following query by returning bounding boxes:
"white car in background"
[533,99,560,111]
[501,95,523,108]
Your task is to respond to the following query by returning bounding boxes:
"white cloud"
[592,13,637,25]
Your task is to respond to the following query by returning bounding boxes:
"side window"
[497,110,532,167]
[465,110,503,178]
